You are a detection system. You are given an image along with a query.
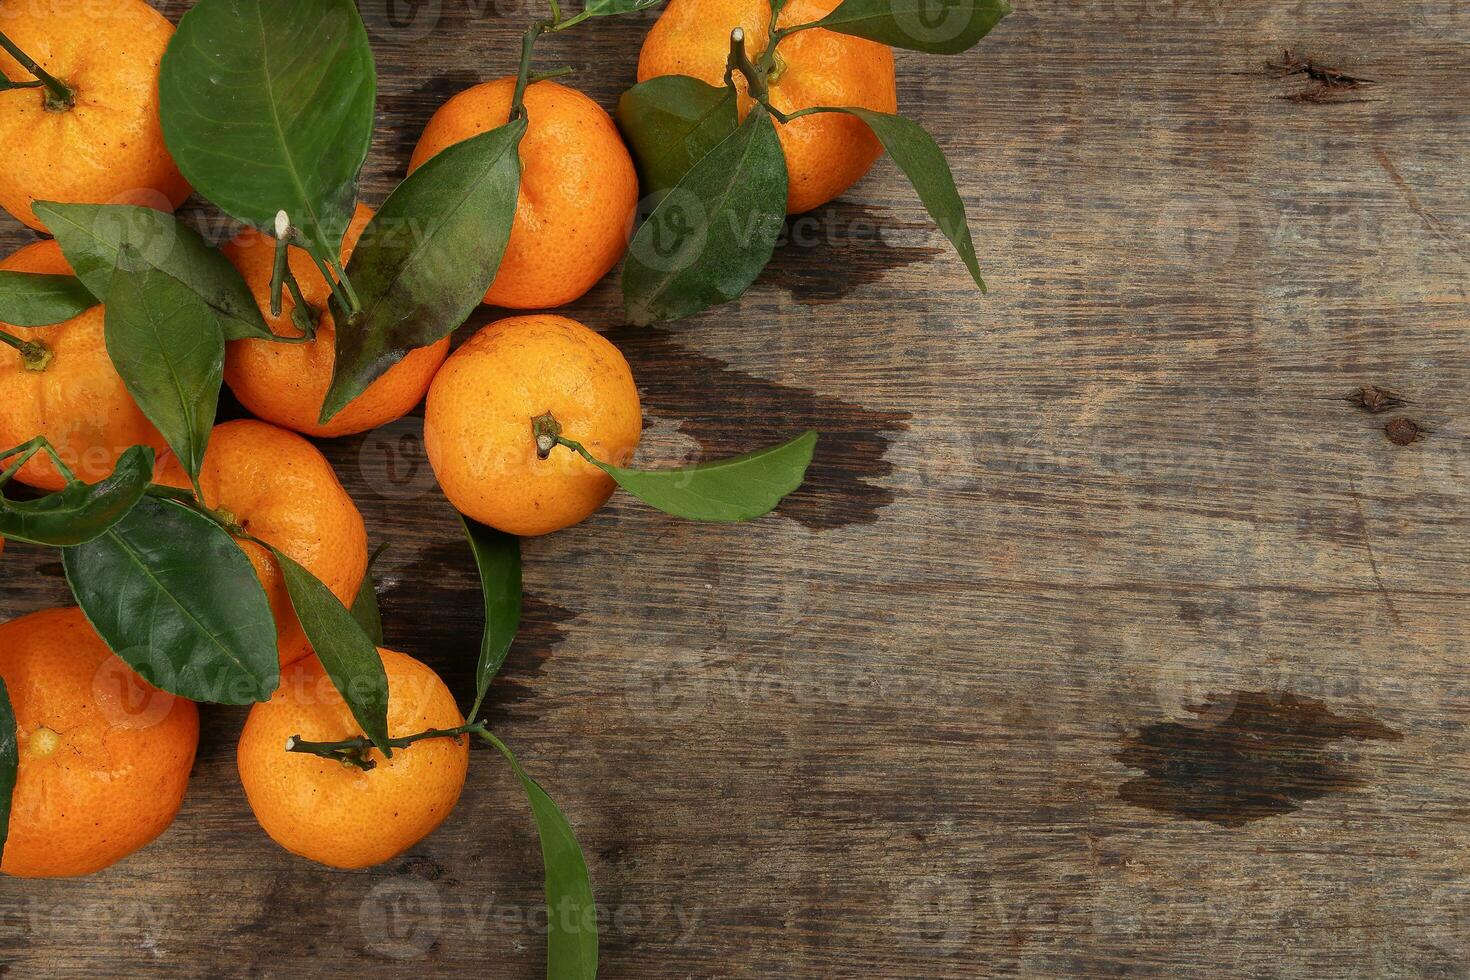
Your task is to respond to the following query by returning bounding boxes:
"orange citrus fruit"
[409,78,638,310]
[0,0,190,231]
[236,649,469,869]
[0,240,169,491]
[158,420,368,669]
[221,203,451,438]
[637,0,897,214]
[0,607,199,878]
[424,314,642,536]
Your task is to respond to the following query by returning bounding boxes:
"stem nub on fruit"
[0,329,53,372]
[531,411,563,460]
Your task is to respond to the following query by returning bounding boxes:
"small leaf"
[483,733,598,980]
[104,248,224,484]
[814,0,1010,54]
[462,517,521,710]
[159,0,376,259]
[0,445,154,547]
[275,548,391,753]
[63,496,279,704]
[34,201,272,341]
[570,430,817,522]
[622,108,787,325]
[836,108,985,291]
[349,547,386,647]
[0,676,16,864]
[0,271,97,326]
[321,118,525,422]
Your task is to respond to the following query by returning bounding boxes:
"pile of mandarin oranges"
[0,0,899,880]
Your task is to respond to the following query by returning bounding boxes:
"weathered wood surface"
[3,0,1469,976]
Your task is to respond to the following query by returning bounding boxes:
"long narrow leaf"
[482,733,597,980]
[462,517,521,713]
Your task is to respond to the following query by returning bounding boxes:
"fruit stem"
[285,721,488,772]
[269,217,291,318]
[0,436,44,487]
[510,23,547,118]
[554,437,609,472]
[531,411,564,460]
[726,28,768,102]
[526,66,574,84]
[0,328,52,372]
[0,30,75,111]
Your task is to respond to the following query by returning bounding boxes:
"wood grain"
[3,0,1470,976]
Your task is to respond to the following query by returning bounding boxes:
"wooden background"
[2,0,1469,976]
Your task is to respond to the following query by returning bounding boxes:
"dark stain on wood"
[375,68,481,178]
[764,203,943,305]
[384,539,575,723]
[1117,691,1401,828]
[606,326,911,529]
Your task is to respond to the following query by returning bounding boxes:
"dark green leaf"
[0,676,16,865]
[321,118,524,423]
[622,108,787,325]
[484,733,598,980]
[274,548,390,753]
[0,271,97,326]
[63,496,278,704]
[0,445,153,546]
[616,75,738,196]
[105,248,224,483]
[159,0,376,259]
[837,108,985,291]
[34,202,272,341]
[462,518,521,710]
[571,430,817,522]
[349,548,385,646]
[0,77,41,93]
[814,0,1010,54]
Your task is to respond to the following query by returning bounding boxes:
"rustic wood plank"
[3,0,1470,976]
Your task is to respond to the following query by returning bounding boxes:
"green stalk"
[285,721,486,771]
[0,30,74,111]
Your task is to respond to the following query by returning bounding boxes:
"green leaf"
[813,0,1010,54]
[836,108,985,291]
[349,546,386,646]
[622,108,787,325]
[104,248,224,484]
[0,676,16,865]
[616,75,739,196]
[274,547,391,753]
[568,430,817,522]
[462,518,521,712]
[0,271,97,326]
[483,733,598,980]
[34,202,272,341]
[321,118,525,423]
[63,496,279,704]
[0,445,153,546]
[159,0,376,260]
